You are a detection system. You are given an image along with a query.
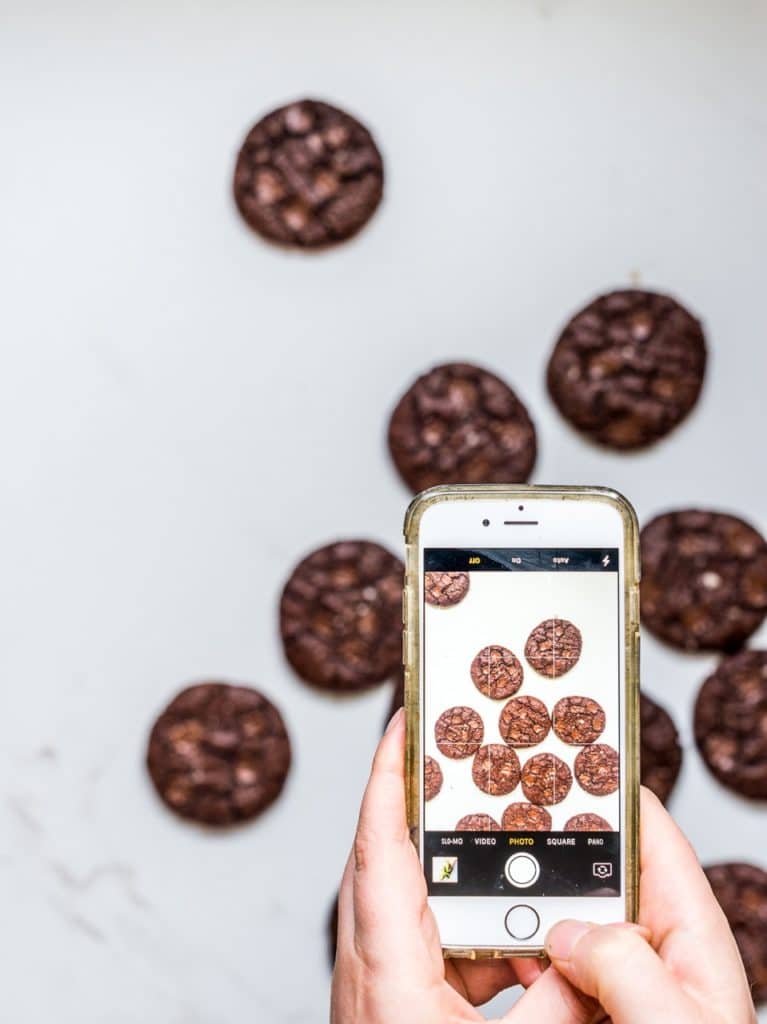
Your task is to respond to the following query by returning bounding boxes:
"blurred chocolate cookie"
[424,755,443,801]
[640,692,682,804]
[234,99,383,248]
[521,753,573,806]
[525,618,582,677]
[499,695,551,748]
[553,696,606,745]
[641,510,767,652]
[456,813,501,831]
[547,289,706,449]
[147,682,291,826]
[574,744,619,796]
[435,706,484,759]
[280,540,403,691]
[471,644,524,699]
[564,813,613,831]
[501,802,552,831]
[425,571,469,607]
[388,362,536,492]
[694,650,767,799]
[704,862,767,1005]
[472,744,521,796]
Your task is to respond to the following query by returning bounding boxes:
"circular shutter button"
[505,852,540,888]
[504,904,540,940]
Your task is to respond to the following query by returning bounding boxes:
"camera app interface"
[423,548,621,898]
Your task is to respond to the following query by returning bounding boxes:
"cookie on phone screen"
[501,802,552,831]
[424,756,444,801]
[471,744,521,796]
[499,695,551,748]
[455,813,501,831]
[425,571,470,607]
[435,706,484,759]
[574,743,619,796]
[525,618,582,677]
[552,696,606,745]
[470,644,524,699]
[521,753,573,806]
[564,813,613,831]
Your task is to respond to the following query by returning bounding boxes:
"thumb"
[545,921,695,1022]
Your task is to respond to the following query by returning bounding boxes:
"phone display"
[423,547,621,899]
[404,486,639,954]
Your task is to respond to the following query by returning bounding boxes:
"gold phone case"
[402,484,640,959]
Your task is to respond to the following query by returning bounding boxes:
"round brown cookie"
[424,756,444,801]
[456,813,501,832]
[501,802,552,831]
[520,753,573,806]
[388,362,537,492]
[499,696,551,748]
[425,571,470,608]
[552,696,606,745]
[694,650,767,799]
[640,692,682,804]
[471,744,521,796]
[280,540,403,691]
[546,289,706,449]
[704,862,767,1005]
[233,99,383,248]
[435,706,484,759]
[327,895,339,967]
[525,619,583,677]
[564,813,613,832]
[470,644,524,699]
[147,683,291,826]
[640,510,767,652]
[574,744,619,796]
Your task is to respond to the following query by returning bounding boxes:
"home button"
[504,904,540,940]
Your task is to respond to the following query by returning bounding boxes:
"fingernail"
[545,919,592,961]
[385,706,404,733]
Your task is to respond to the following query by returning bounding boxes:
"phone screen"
[422,547,622,899]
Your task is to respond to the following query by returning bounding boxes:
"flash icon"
[601,554,611,567]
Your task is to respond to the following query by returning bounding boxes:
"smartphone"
[402,485,640,957]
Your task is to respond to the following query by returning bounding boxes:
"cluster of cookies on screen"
[141,98,766,1004]
[425,579,618,833]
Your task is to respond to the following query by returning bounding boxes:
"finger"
[447,955,544,1007]
[335,850,355,956]
[497,962,598,1024]
[545,920,694,1021]
[638,787,754,1013]
[351,709,428,954]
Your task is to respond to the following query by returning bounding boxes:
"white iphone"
[403,485,640,957]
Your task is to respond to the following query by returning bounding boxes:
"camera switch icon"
[593,862,613,880]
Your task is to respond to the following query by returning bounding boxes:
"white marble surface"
[1,1,766,1020]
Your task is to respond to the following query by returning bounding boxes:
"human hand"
[545,787,757,1023]
[330,708,595,1024]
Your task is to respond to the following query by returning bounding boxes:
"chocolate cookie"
[328,894,339,967]
[424,755,444,801]
[470,644,524,699]
[520,753,573,806]
[472,744,521,796]
[233,99,383,248]
[388,362,537,492]
[574,744,619,796]
[564,813,613,832]
[499,696,551,748]
[704,862,767,1005]
[640,510,767,652]
[425,571,470,608]
[501,802,552,831]
[525,619,583,677]
[147,683,291,826]
[435,706,484,759]
[552,696,606,745]
[280,540,403,691]
[694,650,767,799]
[640,692,682,804]
[456,813,501,832]
[546,289,706,449]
